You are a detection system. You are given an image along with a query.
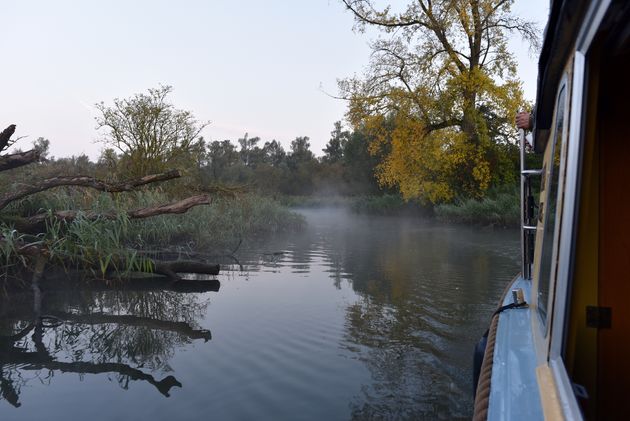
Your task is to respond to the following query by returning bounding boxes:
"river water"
[0,208,519,420]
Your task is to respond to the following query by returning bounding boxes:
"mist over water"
[0,208,519,420]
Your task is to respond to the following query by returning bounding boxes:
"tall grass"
[0,188,304,275]
[127,192,305,251]
[434,186,520,227]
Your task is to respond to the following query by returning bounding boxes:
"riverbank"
[434,187,520,227]
[279,188,520,227]
[279,194,429,216]
[1,190,305,274]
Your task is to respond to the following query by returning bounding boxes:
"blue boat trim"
[487,276,543,420]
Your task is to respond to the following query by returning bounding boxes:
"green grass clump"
[434,186,520,227]
[127,192,305,251]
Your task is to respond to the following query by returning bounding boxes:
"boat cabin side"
[476,1,630,419]
[516,1,630,419]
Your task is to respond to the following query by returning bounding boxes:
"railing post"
[519,129,530,280]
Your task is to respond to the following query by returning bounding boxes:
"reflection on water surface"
[0,208,518,420]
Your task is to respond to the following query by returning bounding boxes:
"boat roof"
[533,0,630,153]
[533,0,590,153]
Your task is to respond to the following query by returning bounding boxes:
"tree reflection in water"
[0,279,215,408]
[268,211,518,420]
[337,225,517,420]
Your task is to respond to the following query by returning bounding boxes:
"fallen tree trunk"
[0,149,41,171]
[9,194,212,234]
[0,169,182,210]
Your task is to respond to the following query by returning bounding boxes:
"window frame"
[536,84,568,331]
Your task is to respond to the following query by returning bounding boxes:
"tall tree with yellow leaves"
[340,0,538,203]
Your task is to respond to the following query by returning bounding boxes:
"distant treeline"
[196,122,385,196]
[32,122,385,198]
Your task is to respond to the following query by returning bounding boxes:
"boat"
[472,1,630,419]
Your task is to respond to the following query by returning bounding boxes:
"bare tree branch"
[0,169,182,211]
[342,0,428,29]
[4,194,212,235]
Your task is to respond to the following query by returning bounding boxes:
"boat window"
[537,86,566,327]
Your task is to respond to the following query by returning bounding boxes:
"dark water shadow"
[0,272,216,408]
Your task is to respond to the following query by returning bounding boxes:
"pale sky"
[1,0,548,160]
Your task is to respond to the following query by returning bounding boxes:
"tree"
[340,0,537,203]
[237,133,257,166]
[280,137,315,195]
[205,140,238,181]
[288,136,314,164]
[323,121,350,163]
[342,128,381,194]
[32,137,50,160]
[95,85,209,178]
[262,140,286,167]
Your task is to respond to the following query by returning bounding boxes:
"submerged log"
[152,260,220,280]
[4,238,220,280]
[42,275,221,293]
[89,258,220,281]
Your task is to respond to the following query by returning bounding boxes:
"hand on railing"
[516,111,533,131]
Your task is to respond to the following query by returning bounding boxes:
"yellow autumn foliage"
[340,0,537,204]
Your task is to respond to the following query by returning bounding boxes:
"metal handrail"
[520,129,529,279]
[522,169,543,176]
[520,130,542,280]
